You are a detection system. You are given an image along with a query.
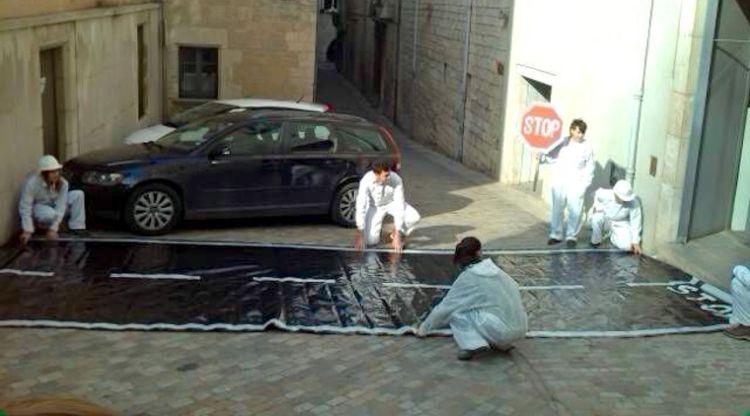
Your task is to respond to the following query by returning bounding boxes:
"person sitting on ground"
[588,180,642,255]
[18,155,86,246]
[724,264,750,341]
[354,161,421,252]
[417,237,528,360]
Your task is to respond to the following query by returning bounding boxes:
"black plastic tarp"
[0,240,731,336]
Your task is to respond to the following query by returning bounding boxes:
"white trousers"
[450,309,520,351]
[589,211,632,250]
[730,273,750,326]
[33,190,86,231]
[363,202,420,246]
[550,183,585,241]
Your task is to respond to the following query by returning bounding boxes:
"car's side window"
[215,122,282,156]
[286,123,335,153]
[335,126,388,153]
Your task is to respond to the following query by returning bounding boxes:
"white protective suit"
[355,171,421,246]
[545,138,594,241]
[589,188,642,250]
[418,258,528,350]
[731,265,750,326]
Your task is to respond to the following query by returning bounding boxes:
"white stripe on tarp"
[0,269,54,277]
[253,277,337,284]
[52,236,621,255]
[520,285,585,291]
[624,281,682,287]
[383,282,451,289]
[110,273,201,281]
[0,319,730,338]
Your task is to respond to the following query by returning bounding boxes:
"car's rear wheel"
[331,182,358,227]
[124,183,182,235]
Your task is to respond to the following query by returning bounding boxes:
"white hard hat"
[613,180,635,202]
[38,155,63,172]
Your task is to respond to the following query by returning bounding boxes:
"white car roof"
[216,98,327,112]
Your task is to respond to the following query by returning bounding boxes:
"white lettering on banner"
[668,283,732,318]
[700,304,732,317]
[522,116,561,138]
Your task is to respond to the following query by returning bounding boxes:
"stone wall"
[163,0,317,116]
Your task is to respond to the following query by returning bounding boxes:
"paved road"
[0,70,748,415]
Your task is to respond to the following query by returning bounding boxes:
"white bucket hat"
[38,155,63,172]
[613,180,635,202]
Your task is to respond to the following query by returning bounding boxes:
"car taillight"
[322,103,333,112]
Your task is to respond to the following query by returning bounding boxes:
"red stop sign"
[520,103,564,152]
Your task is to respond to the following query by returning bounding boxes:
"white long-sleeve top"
[355,171,405,231]
[546,138,594,189]
[18,174,70,233]
[593,188,643,245]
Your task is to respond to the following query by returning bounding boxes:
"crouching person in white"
[589,180,643,255]
[18,155,86,245]
[418,237,528,360]
[724,265,750,341]
[354,161,420,251]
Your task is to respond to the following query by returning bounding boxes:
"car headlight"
[82,171,123,186]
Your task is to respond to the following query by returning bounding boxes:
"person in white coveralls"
[724,264,750,341]
[541,118,594,248]
[354,161,421,251]
[18,155,86,245]
[588,180,643,255]
[418,237,528,360]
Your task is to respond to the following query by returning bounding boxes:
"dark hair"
[570,118,587,134]
[453,237,482,267]
[372,161,390,174]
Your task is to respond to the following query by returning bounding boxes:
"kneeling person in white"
[589,180,642,255]
[18,155,86,245]
[418,237,528,360]
[354,162,420,251]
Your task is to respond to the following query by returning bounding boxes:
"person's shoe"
[456,346,488,361]
[547,238,562,245]
[723,325,750,341]
[490,344,515,354]
[566,239,577,248]
[457,349,474,360]
[589,241,601,248]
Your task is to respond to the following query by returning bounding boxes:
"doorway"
[688,0,750,240]
[39,47,65,160]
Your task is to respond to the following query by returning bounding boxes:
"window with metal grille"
[178,46,218,99]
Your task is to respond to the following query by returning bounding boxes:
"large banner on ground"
[0,239,732,337]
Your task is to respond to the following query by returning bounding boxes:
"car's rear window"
[336,126,390,153]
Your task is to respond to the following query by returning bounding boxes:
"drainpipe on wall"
[625,0,654,184]
[456,0,473,161]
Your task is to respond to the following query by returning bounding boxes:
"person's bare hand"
[631,243,642,255]
[392,232,402,253]
[354,231,364,251]
[19,231,32,246]
[45,229,59,240]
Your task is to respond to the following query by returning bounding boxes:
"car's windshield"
[165,102,239,128]
[157,118,235,151]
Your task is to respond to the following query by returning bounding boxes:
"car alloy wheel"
[132,190,176,232]
[338,187,358,224]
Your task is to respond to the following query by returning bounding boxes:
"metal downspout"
[625,0,655,184]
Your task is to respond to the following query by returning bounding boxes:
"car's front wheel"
[124,183,182,235]
[331,182,358,227]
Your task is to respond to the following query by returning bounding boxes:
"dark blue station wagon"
[64,111,401,235]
